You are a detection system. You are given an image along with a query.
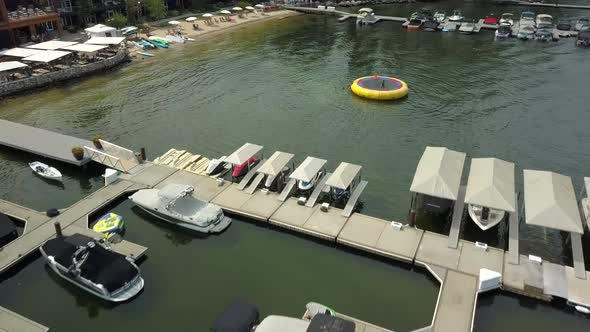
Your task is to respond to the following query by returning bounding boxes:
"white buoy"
[575,305,590,314]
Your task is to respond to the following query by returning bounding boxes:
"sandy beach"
[130,10,300,61]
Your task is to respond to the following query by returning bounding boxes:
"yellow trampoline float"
[351,76,409,100]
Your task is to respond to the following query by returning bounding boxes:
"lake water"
[1,1,590,330]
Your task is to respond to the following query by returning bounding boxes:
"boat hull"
[135,204,231,234]
[467,204,505,231]
[40,247,143,302]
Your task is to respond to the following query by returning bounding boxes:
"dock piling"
[140,147,147,162]
[54,222,63,237]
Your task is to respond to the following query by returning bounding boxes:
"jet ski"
[206,156,227,176]
[232,157,259,178]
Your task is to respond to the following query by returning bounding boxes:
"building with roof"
[0,0,63,48]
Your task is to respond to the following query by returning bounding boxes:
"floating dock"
[0,120,93,166]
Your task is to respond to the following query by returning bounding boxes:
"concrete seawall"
[0,49,129,98]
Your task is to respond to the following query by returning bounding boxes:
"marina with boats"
[1,120,590,330]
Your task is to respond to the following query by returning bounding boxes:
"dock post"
[54,222,63,237]
[408,209,416,227]
[140,147,146,161]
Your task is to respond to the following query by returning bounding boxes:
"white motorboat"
[433,11,446,23]
[29,161,62,182]
[535,14,553,29]
[459,22,476,34]
[129,183,231,233]
[448,9,464,22]
[40,234,144,302]
[356,8,377,25]
[495,24,512,38]
[520,11,536,27]
[499,13,514,26]
[517,25,535,40]
[468,204,506,231]
[575,18,590,31]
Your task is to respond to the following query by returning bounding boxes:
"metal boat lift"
[225,143,264,190]
[245,151,294,194]
[287,157,327,204]
[325,162,366,217]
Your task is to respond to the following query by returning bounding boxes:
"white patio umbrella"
[202,13,213,17]
[245,6,255,11]
[255,4,264,8]
[232,7,243,11]
[220,10,231,15]
[185,17,197,22]
[168,20,181,25]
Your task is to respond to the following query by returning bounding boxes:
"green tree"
[146,0,167,20]
[126,0,139,23]
[106,13,128,28]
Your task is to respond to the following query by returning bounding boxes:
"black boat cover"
[42,234,138,292]
[0,213,18,247]
[212,301,260,332]
[307,314,355,332]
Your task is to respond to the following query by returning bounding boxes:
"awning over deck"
[290,157,327,182]
[410,146,466,200]
[225,143,263,165]
[465,158,516,212]
[524,170,583,234]
[257,151,294,176]
[85,37,126,45]
[0,61,28,72]
[27,40,78,50]
[22,50,71,63]
[60,44,108,53]
[0,48,43,58]
[325,162,362,190]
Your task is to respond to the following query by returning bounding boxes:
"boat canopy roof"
[226,143,263,165]
[26,40,78,50]
[255,316,309,332]
[358,8,373,13]
[0,61,28,72]
[158,183,193,200]
[290,157,327,182]
[257,151,294,176]
[523,170,583,234]
[537,14,553,19]
[326,162,362,190]
[410,146,466,200]
[60,44,108,53]
[465,158,516,212]
[212,301,259,332]
[22,50,71,63]
[0,47,43,58]
[85,37,126,45]
[307,314,356,332]
[84,24,116,34]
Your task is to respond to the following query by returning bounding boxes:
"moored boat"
[29,161,62,182]
[517,25,535,40]
[356,8,377,25]
[459,22,476,34]
[499,13,514,26]
[535,28,552,42]
[40,234,144,302]
[423,20,439,32]
[448,9,464,22]
[129,183,231,234]
[495,24,512,38]
[433,11,445,23]
[483,14,499,25]
[407,19,423,30]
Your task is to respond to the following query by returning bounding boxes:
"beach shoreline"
[130,10,300,62]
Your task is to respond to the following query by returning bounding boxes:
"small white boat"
[448,9,464,22]
[459,22,476,34]
[29,161,62,182]
[356,8,377,25]
[499,13,514,26]
[468,204,506,231]
[535,14,553,29]
[433,11,446,23]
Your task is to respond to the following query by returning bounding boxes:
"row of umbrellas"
[169,6,261,24]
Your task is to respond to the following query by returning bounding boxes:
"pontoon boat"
[129,183,231,233]
[40,234,144,302]
[423,20,439,32]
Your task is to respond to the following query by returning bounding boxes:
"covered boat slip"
[325,162,367,217]
[225,143,264,190]
[523,170,586,279]
[245,151,294,194]
[288,156,327,206]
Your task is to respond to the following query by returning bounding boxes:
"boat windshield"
[539,16,552,23]
[501,13,513,19]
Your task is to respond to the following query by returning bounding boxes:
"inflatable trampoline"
[351,76,409,101]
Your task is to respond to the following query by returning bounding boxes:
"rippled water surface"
[1,1,590,331]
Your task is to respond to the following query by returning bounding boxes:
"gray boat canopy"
[158,183,193,200]
[326,162,362,190]
[464,158,516,212]
[290,157,327,182]
[225,143,263,165]
[410,146,466,201]
[257,151,294,176]
[523,170,583,234]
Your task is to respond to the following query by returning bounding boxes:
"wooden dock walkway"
[0,120,92,166]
